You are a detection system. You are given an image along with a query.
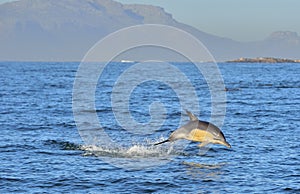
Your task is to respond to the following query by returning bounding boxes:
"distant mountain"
[0,0,299,61]
[243,31,300,60]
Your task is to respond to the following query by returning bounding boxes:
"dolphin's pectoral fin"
[198,141,209,147]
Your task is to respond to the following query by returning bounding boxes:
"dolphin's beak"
[224,141,231,148]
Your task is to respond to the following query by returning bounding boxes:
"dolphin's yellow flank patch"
[188,129,214,142]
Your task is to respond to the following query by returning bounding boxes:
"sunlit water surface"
[0,62,299,193]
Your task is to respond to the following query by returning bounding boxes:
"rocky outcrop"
[227,57,300,63]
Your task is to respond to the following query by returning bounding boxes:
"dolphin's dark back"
[197,120,227,141]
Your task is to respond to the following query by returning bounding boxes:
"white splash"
[80,140,174,159]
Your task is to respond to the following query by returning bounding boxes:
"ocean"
[0,61,299,193]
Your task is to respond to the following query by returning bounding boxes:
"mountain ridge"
[0,0,299,61]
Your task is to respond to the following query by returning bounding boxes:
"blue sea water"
[0,61,299,193]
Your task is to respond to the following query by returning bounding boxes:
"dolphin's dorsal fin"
[185,110,198,121]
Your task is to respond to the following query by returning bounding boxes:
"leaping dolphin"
[154,110,231,148]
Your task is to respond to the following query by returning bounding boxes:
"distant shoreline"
[227,57,300,63]
[1,58,300,63]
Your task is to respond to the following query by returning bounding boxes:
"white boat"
[120,60,135,63]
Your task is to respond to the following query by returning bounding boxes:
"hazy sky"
[1,0,299,41]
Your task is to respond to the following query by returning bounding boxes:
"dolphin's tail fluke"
[153,139,169,146]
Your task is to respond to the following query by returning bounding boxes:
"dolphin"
[154,110,231,148]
